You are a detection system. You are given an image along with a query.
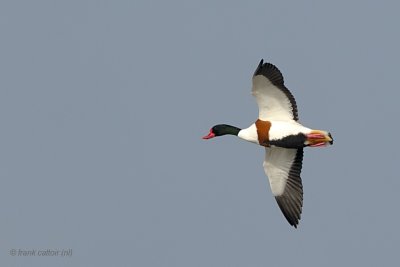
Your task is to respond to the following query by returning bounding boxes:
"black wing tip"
[254,59,264,76]
[275,196,302,228]
[275,148,304,228]
[253,60,284,85]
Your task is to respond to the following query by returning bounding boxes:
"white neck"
[238,123,259,144]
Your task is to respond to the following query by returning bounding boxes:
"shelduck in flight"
[203,60,333,228]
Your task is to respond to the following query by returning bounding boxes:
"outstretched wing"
[252,60,299,121]
[263,147,304,227]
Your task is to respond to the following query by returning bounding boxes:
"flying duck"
[203,60,333,228]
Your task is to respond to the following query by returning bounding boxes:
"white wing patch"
[263,147,304,227]
[252,76,294,121]
[263,147,297,196]
[252,61,298,121]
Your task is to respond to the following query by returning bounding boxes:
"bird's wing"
[263,147,303,227]
[252,60,299,121]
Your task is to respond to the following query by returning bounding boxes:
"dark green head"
[202,124,241,139]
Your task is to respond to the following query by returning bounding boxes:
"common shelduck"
[203,60,333,228]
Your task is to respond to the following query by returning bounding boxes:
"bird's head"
[202,124,241,139]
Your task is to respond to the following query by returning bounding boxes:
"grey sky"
[1,1,399,266]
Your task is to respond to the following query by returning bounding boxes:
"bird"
[202,59,333,228]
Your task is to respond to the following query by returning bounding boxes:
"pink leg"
[310,142,327,147]
[307,133,325,139]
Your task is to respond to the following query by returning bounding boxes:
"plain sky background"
[1,1,399,266]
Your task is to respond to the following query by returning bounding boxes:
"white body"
[238,120,312,145]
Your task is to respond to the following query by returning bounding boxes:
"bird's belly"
[269,121,311,141]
